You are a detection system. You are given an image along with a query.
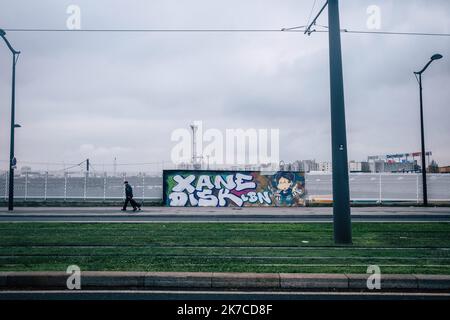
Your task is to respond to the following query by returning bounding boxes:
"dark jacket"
[125,184,133,198]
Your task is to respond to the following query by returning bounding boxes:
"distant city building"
[279,160,319,172]
[428,160,439,173]
[369,160,385,173]
[367,151,432,173]
[368,151,432,164]
[368,159,417,173]
[301,160,319,172]
[349,161,370,173]
[20,166,32,175]
[290,160,301,171]
[438,166,450,174]
[384,161,416,173]
[18,166,45,177]
[319,162,332,173]
[260,163,278,171]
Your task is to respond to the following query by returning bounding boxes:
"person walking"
[121,181,141,212]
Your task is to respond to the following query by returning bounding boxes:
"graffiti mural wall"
[163,170,306,207]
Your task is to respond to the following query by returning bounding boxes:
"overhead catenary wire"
[304,0,329,35]
[2,28,450,37]
[59,160,88,172]
[306,0,318,28]
[5,28,291,33]
[0,159,78,166]
[0,159,172,167]
[0,159,173,174]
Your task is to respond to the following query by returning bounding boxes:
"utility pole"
[1,29,21,211]
[304,0,352,244]
[86,158,90,176]
[327,0,352,244]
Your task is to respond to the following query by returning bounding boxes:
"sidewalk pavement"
[1,272,449,292]
[1,206,450,216]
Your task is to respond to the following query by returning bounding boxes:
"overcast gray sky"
[0,0,449,172]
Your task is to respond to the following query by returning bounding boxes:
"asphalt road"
[0,290,449,300]
[0,207,449,222]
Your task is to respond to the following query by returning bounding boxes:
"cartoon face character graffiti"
[272,171,305,206]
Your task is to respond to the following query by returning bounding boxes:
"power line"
[3,27,449,37]
[344,30,450,37]
[304,0,329,35]
[306,0,318,28]
[106,161,172,166]
[4,28,288,33]
[0,159,78,166]
[0,159,172,167]
[59,160,87,172]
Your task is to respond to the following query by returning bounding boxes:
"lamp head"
[431,54,443,61]
[0,29,5,37]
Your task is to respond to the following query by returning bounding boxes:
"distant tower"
[190,124,198,168]
[113,157,117,176]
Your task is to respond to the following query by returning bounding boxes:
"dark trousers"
[123,196,140,210]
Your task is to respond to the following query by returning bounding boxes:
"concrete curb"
[212,273,279,289]
[281,273,348,290]
[145,272,212,288]
[0,272,449,292]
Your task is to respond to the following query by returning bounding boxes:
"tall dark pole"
[417,74,428,206]
[414,53,443,207]
[328,0,352,244]
[1,30,20,211]
[8,53,17,211]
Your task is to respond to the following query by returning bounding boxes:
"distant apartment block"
[319,162,332,173]
[349,161,370,173]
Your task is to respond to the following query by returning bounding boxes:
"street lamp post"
[0,29,21,211]
[414,53,443,207]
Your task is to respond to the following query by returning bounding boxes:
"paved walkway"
[0,207,449,222]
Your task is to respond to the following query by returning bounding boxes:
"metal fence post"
[416,173,419,204]
[379,172,382,204]
[64,172,67,201]
[44,171,48,201]
[142,173,145,201]
[24,172,28,201]
[4,172,8,201]
[83,172,87,200]
[103,172,106,201]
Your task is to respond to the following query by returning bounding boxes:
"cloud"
[0,0,449,171]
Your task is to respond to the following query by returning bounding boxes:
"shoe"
[133,208,137,212]
[138,206,142,211]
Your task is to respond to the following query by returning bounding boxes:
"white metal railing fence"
[305,172,450,203]
[0,171,449,202]
[0,172,163,201]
